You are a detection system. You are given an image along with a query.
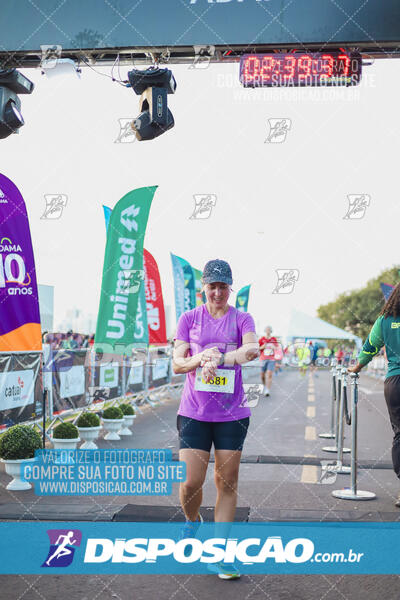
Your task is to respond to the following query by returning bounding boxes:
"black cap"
[202,259,233,285]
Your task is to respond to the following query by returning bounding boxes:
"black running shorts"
[177,415,250,452]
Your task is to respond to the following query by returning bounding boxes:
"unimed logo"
[42,529,82,567]
[83,536,314,564]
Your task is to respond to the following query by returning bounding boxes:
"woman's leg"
[213,449,242,522]
[179,448,210,521]
[384,375,400,479]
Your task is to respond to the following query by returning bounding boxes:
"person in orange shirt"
[258,326,279,396]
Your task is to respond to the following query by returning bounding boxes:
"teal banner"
[236,285,251,312]
[171,253,185,322]
[178,256,196,313]
[193,267,205,306]
[95,186,156,354]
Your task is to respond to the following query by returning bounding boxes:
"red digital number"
[320,54,334,80]
[283,56,296,80]
[338,53,351,76]
[260,56,275,81]
[297,55,312,80]
[244,56,261,83]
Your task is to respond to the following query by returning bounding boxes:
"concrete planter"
[102,418,124,441]
[77,426,102,449]
[51,437,80,450]
[1,457,35,491]
[119,414,136,436]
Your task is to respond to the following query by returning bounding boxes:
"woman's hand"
[245,347,260,361]
[200,347,221,367]
[348,364,362,374]
[201,359,218,383]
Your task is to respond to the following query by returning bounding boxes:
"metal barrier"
[0,350,44,430]
[322,364,350,454]
[332,373,376,501]
[318,359,337,439]
[0,345,186,436]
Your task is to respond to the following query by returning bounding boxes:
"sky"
[0,57,399,338]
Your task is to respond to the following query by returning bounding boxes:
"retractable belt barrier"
[332,373,376,501]
[321,365,351,455]
[318,358,337,440]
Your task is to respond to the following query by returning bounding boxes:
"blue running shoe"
[180,513,203,557]
[208,561,241,580]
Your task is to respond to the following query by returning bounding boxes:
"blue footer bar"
[0,521,399,574]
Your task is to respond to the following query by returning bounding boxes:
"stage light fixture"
[0,69,34,139]
[127,67,176,141]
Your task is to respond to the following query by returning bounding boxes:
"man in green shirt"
[349,285,400,507]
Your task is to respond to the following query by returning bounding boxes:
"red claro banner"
[143,249,167,344]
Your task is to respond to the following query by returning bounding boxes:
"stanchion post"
[323,364,351,453]
[332,368,351,473]
[332,372,376,501]
[319,358,337,439]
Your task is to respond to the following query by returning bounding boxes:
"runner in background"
[348,282,400,507]
[336,345,344,365]
[296,342,310,376]
[309,341,319,376]
[259,326,279,396]
[274,338,284,375]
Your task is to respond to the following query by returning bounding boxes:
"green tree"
[317,266,400,341]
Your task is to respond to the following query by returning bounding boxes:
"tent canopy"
[286,309,362,344]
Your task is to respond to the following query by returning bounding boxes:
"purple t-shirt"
[175,304,256,422]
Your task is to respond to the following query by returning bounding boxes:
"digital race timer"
[239,52,362,87]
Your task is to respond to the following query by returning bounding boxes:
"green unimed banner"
[95,186,157,355]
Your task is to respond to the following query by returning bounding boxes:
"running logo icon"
[343,194,370,219]
[189,195,217,219]
[121,269,145,294]
[319,461,338,485]
[115,118,136,143]
[265,119,291,143]
[189,45,215,69]
[42,529,82,567]
[240,384,263,407]
[41,194,67,220]
[272,269,299,294]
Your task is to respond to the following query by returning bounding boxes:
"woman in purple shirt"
[172,259,259,579]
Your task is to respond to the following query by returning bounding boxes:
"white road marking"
[358,387,378,395]
[307,406,315,418]
[305,426,316,441]
[301,465,318,484]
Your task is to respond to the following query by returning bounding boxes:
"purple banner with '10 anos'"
[0,173,41,352]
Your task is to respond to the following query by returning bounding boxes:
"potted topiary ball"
[102,406,124,441]
[0,424,42,490]
[118,403,136,436]
[76,412,101,449]
[51,422,80,450]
